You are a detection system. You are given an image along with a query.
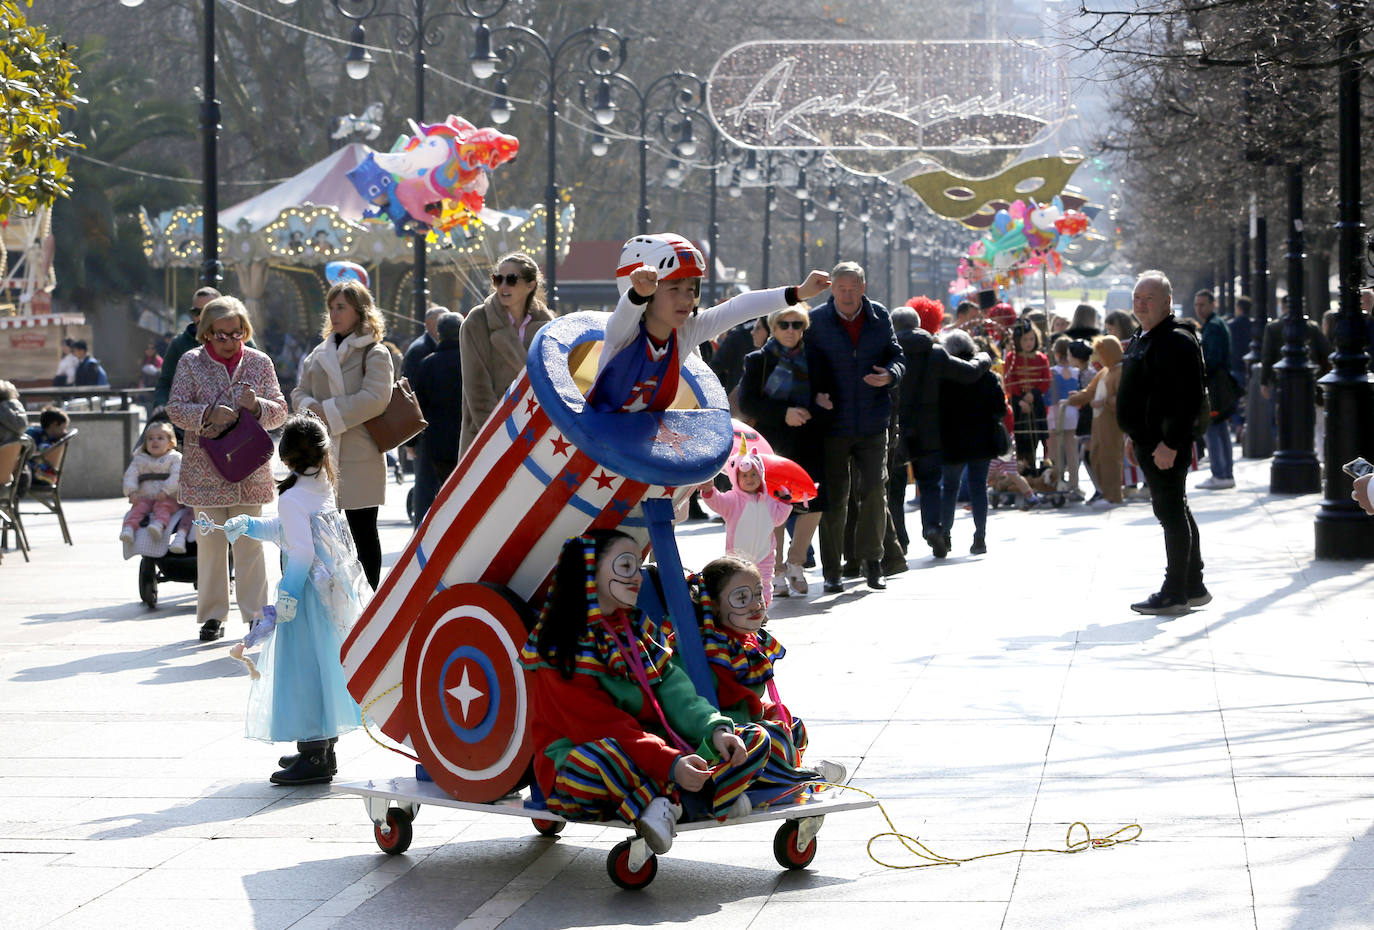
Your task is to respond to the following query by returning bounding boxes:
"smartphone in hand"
[1342,457,1374,480]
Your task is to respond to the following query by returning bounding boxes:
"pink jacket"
[165,345,287,507]
[699,487,792,568]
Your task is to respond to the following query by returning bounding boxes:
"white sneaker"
[810,759,848,785]
[146,522,165,543]
[1090,498,1119,511]
[168,531,188,554]
[635,796,678,855]
[772,576,790,599]
[725,792,752,820]
[1203,477,1235,489]
[119,525,135,544]
[784,562,808,594]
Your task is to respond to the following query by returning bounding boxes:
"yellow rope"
[811,782,1142,870]
[359,683,421,764]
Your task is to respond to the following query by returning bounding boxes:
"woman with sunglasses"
[166,296,287,642]
[293,280,393,591]
[459,252,555,455]
[737,306,832,597]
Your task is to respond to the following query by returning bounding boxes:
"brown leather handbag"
[360,349,427,452]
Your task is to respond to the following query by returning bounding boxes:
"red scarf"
[208,342,243,375]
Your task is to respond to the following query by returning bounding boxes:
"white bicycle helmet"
[615,233,706,296]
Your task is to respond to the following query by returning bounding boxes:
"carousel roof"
[219,143,373,231]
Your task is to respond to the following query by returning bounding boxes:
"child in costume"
[690,555,846,787]
[119,421,185,551]
[587,232,830,412]
[218,414,368,785]
[1046,337,1081,494]
[697,445,793,604]
[521,530,790,855]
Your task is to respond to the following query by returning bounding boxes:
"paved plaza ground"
[2,450,1373,929]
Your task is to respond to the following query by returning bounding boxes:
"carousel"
[139,142,572,391]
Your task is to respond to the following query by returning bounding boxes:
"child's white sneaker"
[168,530,188,554]
[810,759,848,786]
[772,576,789,599]
[725,792,753,820]
[146,522,165,543]
[635,796,678,855]
[784,562,808,594]
[119,525,135,545]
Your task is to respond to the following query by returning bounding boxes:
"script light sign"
[707,40,1069,153]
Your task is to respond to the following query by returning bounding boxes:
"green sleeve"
[656,657,732,760]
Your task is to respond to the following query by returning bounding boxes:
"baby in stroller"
[121,421,192,560]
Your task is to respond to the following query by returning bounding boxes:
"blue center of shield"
[439,645,500,743]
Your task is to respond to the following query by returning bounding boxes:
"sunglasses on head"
[491,273,526,287]
[775,319,805,330]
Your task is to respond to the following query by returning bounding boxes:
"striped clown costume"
[520,541,780,824]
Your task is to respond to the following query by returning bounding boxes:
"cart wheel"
[374,807,413,855]
[532,817,565,837]
[1053,495,1067,508]
[138,558,158,609]
[773,819,818,870]
[606,839,657,890]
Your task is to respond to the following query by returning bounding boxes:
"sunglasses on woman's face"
[491,273,526,287]
[774,320,805,330]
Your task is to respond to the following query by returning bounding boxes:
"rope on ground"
[359,682,421,763]
[813,781,1143,870]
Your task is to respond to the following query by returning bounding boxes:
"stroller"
[127,415,231,608]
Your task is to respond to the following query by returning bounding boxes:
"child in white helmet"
[588,233,829,413]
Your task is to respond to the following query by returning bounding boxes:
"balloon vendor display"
[346,115,520,235]
[956,196,1090,289]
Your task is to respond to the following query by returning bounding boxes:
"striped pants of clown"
[546,723,819,825]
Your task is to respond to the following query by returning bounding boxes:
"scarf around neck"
[762,338,810,407]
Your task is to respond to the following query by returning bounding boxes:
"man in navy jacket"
[805,261,905,592]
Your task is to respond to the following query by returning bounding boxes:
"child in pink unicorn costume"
[697,443,794,605]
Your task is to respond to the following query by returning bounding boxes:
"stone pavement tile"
[1042,720,1233,779]
[1004,835,1254,930]
[99,845,380,901]
[0,863,141,928]
[2,835,204,869]
[868,722,1053,775]
[754,900,1007,929]
[1234,776,1374,831]
[45,895,320,930]
[1030,775,1239,824]
[1255,905,1374,930]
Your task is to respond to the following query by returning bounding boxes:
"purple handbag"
[199,386,274,483]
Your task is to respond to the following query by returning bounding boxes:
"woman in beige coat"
[293,280,392,589]
[459,251,555,455]
[1069,334,1124,507]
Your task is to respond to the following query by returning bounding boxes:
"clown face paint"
[718,570,766,634]
[596,538,643,613]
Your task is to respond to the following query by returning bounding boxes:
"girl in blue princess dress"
[220,414,369,785]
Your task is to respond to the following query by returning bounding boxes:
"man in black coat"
[402,305,449,527]
[1116,271,1208,615]
[895,306,990,558]
[412,312,463,523]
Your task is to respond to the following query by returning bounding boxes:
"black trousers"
[345,506,382,590]
[1137,451,1203,597]
[820,431,888,579]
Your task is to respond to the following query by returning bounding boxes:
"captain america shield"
[404,583,536,802]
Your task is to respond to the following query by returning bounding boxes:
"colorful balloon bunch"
[957,197,1090,288]
[346,115,520,236]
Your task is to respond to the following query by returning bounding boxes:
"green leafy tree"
[0,0,81,219]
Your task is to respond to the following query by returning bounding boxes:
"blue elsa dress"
[234,471,367,743]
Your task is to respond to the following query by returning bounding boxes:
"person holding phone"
[1348,458,1374,514]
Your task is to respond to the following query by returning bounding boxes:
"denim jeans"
[1203,421,1233,479]
[940,459,991,540]
[911,451,944,539]
[1137,452,1204,597]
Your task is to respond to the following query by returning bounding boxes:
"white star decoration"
[446,666,484,723]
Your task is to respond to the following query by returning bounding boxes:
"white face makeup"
[595,538,643,613]
[718,570,765,634]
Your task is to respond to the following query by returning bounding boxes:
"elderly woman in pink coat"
[167,296,287,643]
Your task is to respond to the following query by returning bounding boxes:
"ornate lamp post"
[333,0,508,325]
[120,0,303,288]
[1270,162,1321,493]
[1315,0,1374,558]
[471,19,627,311]
[1243,190,1275,458]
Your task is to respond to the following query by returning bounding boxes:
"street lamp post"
[335,0,507,325]
[472,19,628,311]
[1270,161,1321,493]
[1315,0,1374,558]
[1243,193,1275,458]
[121,0,301,287]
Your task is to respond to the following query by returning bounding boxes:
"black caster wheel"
[606,839,657,890]
[773,819,818,870]
[405,487,415,525]
[374,807,413,855]
[138,557,158,608]
[532,817,565,837]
